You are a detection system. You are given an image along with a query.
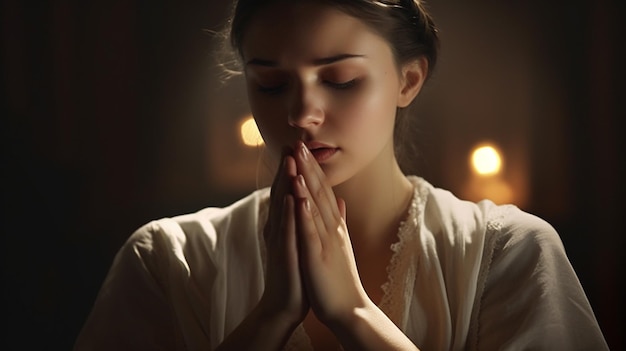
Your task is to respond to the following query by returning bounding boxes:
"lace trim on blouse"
[378,176,428,330]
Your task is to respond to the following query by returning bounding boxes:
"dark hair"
[221,0,440,173]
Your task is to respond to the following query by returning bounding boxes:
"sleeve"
[73,222,185,351]
[473,210,608,350]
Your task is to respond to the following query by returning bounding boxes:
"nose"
[287,85,324,129]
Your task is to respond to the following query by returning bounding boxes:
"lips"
[305,142,339,163]
[310,147,338,163]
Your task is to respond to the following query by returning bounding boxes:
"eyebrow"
[245,54,365,67]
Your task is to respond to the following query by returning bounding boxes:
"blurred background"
[2,0,624,349]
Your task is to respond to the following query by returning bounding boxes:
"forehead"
[241,2,388,62]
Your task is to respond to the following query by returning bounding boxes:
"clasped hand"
[261,141,369,329]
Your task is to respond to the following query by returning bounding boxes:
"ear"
[397,57,428,108]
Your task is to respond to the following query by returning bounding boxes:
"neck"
[333,145,414,251]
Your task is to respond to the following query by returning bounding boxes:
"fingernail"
[304,198,311,212]
[300,142,308,160]
[298,174,306,187]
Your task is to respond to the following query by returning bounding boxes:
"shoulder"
[411,176,565,277]
[465,201,608,348]
[416,176,559,251]
[76,189,272,350]
[488,204,563,261]
[481,204,570,294]
[408,179,607,348]
[123,188,271,265]
[173,187,271,237]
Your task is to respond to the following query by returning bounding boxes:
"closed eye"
[257,79,357,94]
[325,79,357,90]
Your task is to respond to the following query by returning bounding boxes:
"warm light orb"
[471,144,502,176]
[239,116,264,147]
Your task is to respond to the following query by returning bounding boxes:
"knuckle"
[310,205,321,219]
[315,187,327,201]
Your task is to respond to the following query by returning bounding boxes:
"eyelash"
[325,79,357,90]
[257,79,358,95]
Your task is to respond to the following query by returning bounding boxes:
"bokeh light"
[471,144,502,176]
[239,116,264,147]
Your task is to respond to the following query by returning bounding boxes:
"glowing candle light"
[239,116,264,147]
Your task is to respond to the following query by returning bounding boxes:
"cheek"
[330,84,397,138]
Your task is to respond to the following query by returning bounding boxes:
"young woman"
[75,1,608,350]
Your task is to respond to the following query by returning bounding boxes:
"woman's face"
[242,2,406,186]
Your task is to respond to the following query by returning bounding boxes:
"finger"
[281,194,298,267]
[285,155,297,179]
[293,141,341,225]
[293,174,328,241]
[296,196,323,260]
[267,157,287,235]
[269,147,294,200]
[267,151,296,239]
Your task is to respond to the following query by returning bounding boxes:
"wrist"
[326,298,376,330]
[257,294,306,330]
[322,292,376,331]
[216,298,303,351]
[325,301,419,351]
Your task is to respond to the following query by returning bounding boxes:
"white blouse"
[74,177,608,350]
